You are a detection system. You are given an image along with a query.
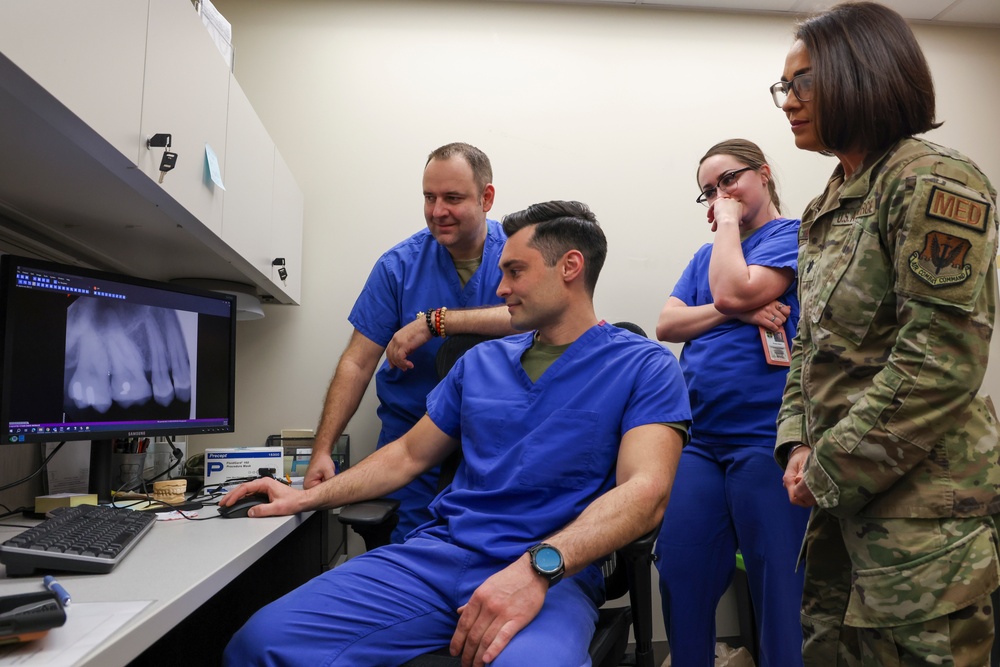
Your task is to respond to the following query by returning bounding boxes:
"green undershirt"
[452,256,482,289]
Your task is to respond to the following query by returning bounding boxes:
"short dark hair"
[795,1,941,153]
[699,139,781,214]
[502,201,607,295]
[426,142,493,196]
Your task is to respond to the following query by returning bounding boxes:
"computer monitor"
[0,254,237,498]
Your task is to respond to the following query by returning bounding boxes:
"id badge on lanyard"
[759,326,791,366]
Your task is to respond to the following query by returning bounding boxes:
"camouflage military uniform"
[775,137,1000,666]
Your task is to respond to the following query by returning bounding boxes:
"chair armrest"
[337,498,401,553]
[623,526,660,667]
[337,498,400,526]
[618,526,658,561]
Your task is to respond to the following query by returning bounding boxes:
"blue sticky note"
[205,143,226,190]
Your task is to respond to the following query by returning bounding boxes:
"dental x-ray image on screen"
[63,297,197,421]
[0,254,236,445]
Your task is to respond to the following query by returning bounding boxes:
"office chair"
[340,324,660,667]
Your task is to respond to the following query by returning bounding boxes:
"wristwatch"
[527,543,564,587]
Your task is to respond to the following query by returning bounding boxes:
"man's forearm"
[304,443,413,510]
[313,369,369,456]
[313,331,384,455]
[309,416,459,509]
[437,304,518,336]
[543,424,683,576]
[387,305,515,372]
[544,475,669,577]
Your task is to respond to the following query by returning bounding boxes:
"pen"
[43,575,71,607]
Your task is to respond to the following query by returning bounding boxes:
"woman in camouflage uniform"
[772,2,1000,665]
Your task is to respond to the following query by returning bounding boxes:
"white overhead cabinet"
[141,0,231,238]
[0,0,303,305]
[0,0,148,164]
[223,76,275,286]
[271,149,304,304]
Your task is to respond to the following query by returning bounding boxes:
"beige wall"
[199,0,1000,641]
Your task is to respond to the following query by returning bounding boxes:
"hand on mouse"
[219,477,302,518]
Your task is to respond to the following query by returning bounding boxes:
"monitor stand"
[88,439,114,503]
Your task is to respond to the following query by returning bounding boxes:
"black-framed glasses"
[695,167,754,206]
[770,72,814,107]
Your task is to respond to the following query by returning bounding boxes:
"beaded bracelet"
[438,307,448,338]
[423,310,437,337]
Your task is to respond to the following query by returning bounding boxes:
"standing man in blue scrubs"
[222,201,691,667]
[305,142,515,542]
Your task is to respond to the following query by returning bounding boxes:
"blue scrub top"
[349,220,507,443]
[424,323,692,562]
[671,217,800,446]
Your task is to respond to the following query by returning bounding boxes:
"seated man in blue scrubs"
[221,201,691,667]
[306,142,516,542]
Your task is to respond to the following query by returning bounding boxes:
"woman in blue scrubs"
[654,138,809,667]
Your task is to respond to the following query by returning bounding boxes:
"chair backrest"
[435,334,498,381]
[611,321,646,337]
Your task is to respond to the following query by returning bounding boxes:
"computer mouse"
[218,493,270,519]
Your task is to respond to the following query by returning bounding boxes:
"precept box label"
[205,448,283,486]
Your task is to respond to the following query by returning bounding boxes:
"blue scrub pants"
[654,443,809,667]
[224,529,602,667]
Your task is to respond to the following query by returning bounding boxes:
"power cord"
[0,441,67,493]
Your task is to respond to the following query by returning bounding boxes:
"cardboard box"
[205,448,283,487]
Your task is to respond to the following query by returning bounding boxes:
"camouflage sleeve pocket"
[844,522,999,627]
[897,174,994,312]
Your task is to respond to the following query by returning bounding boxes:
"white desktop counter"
[0,505,326,666]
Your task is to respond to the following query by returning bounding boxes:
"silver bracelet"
[788,443,810,457]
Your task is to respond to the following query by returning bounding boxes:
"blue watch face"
[534,547,562,573]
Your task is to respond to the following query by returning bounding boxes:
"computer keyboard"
[0,505,156,576]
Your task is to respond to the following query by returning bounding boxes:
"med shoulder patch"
[925,185,991,233]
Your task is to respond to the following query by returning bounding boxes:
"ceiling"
[492,0,1000,26]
